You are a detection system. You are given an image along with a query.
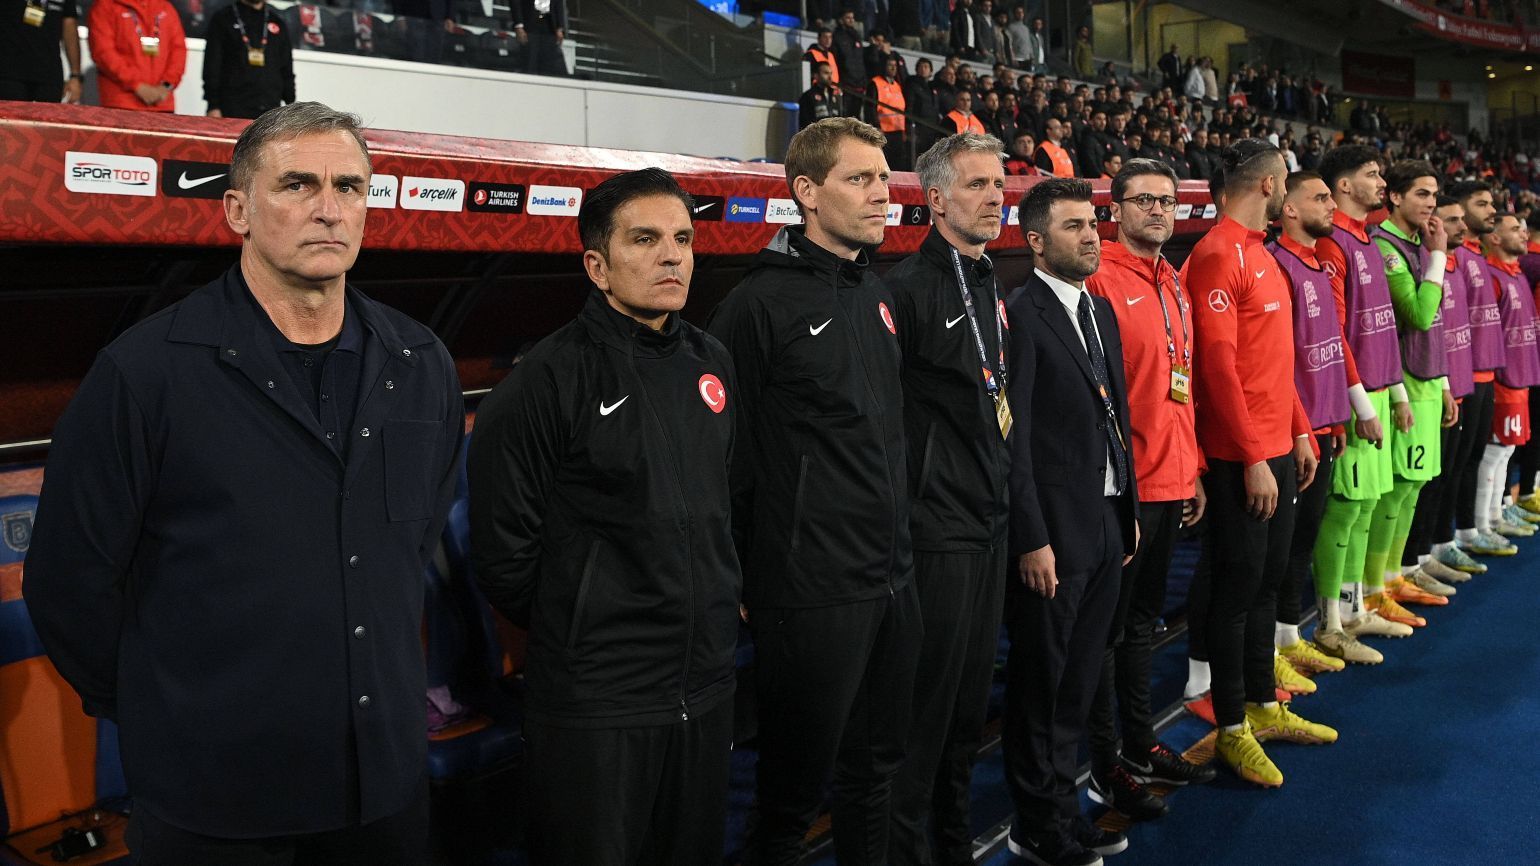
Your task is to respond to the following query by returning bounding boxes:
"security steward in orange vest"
[1034,117,1077,178]
[946,89,986,136]
[803,28,839,87]
[870,57,909,169]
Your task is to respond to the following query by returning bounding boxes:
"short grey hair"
[230,102,371,193]
[915,132,1006,201]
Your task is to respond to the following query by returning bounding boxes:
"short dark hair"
[1382,159,1439,203]
[1207,167,1226,202]
[1110,157,1178,202]
[1317,144,1381,191]
[1019,178,1094,241]
[1527,209,1540,232]
[1435,193,1459,208]
[1285,170,1322,195]
[1220,137,1283,195]
[1447,179,1491,204]
[579,168,693,256]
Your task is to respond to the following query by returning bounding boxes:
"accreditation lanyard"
[233,7,269,66]
[950,248,1005,394]
[126,9,164,56]
[1154,257,1193,403]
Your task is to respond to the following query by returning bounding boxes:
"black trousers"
[1452,380,1497,532]
[748,581,924,866]
[1086,499,1182,773]
[1282,436,1335,622]
[126,780,427,866]
[890,543,1006,866]
[1003,498,1122,834]
[0,77,61,102]
[525,23,569,76]
[523,700,733,866]
[1404,420,1464,565]
[1186,527,1212,663]
[1200,456,1298,727]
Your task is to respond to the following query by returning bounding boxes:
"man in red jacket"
[1084,158,1215,822]
[86,0,185,112]
[1184,138,1334,789]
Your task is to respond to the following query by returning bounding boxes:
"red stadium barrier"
[0,103,1217,255]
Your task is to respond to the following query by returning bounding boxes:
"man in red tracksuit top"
[87,0,185,112]
[1183,138,1334,789]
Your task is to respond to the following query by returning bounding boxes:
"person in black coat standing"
[469,169,742,866]
[24,102,463,864]
[514,0,567,76]
[832,8,868,116]
[202,0,295,119]
[1002,178,1141,866]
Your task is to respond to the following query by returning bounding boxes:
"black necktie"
[1077,292,1129,494]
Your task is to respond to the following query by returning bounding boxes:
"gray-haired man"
[25,102,463,864]
[885,132,1012,866]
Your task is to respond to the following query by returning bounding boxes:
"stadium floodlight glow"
[1489,72,1497,78]
[1528,65,1535,71]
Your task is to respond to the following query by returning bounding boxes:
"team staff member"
[1004,178,1139,866]
[1365,161,1457,617]
[26,103,463,863]
[1447,181,1517,558]
[469,169,741,866]
[1267,172,1369,665]
[1311,146,1414,646]
[1084,159,1215,826]
[1185,139,1332,789]
[87,0,185,112]
[707,117,921,866]
[0,0,81,102]
[798,61,843,130]
[202,0,294,119]
[886,132,1011,866]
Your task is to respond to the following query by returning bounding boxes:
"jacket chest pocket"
[383,420,441,522]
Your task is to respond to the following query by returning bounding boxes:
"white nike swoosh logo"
[945,314,966,328]
[1126,296,1145,306]
[693,201,717,214]
[1255,269,1267,279]
[177,171,226,190]
[809,318,833,335]
[599,396,628,415]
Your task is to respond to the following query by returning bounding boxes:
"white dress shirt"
[1036,268,1121,496]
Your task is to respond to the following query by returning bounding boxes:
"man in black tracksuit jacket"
[885,134,1011,866]
[202,0,295,119]
[707,119,921,866]
[468,169,741,866]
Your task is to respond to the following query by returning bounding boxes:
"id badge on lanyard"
[23,2,45,27]
[951,249,1011,439]
[140,36,160,56]
[1157,263,1192,403]
[248,47,266,66]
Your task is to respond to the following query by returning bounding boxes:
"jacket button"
[353,626,366,639]
[360,427,370,437]
[358,695,371,708]
[349,555,360,568]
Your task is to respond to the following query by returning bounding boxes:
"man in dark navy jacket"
[24,102,462,865]
[469,169,742,866]
[1002,178,1140,866]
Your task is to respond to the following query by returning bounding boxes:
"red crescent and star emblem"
[998,299,1009,329]
[878,301,896,334]
[698,373,727,414]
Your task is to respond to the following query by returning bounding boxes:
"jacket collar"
[919,226,993,282]
[579,289,681,357]
[758,224,871,285]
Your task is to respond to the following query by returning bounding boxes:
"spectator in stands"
[87,0,185,112]
[514,0,568,77]
[1158,44,1182,91]
[1024,15,1047,73]
[1188,127,1215,179]
[1036,116,1076,178]
[799,61,844,129]
[865,28,907,83]
[0,0,82,102]
[1098,151,1123,180]
[1005,129,1039,175]
[25,102,461,865]
[905,56,940,150]
[946,88,986,135]
[805,27,841,88]
[1005,5,1031,67]
[470,167,741,866]
[1077,109,1113,178]
[1072,25,1093,79]
[972,0,998,64]
[871,56,909,169]
[933,62,958,115]
[834,8,868,114]
[202,0,295,119]
[949,0,982,61]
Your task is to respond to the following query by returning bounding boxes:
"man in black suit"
[513,0,568,76]
[1002,178,1140,866]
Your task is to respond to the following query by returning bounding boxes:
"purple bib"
[1457,244,1507,372]
[1371,227,1447,381]
[1492,263,1540,388]
[1331,225,1402,390]
[1439,260,1475,398]
[1269,241,1350,428]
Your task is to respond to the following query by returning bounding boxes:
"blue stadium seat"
[0,492,130,865]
